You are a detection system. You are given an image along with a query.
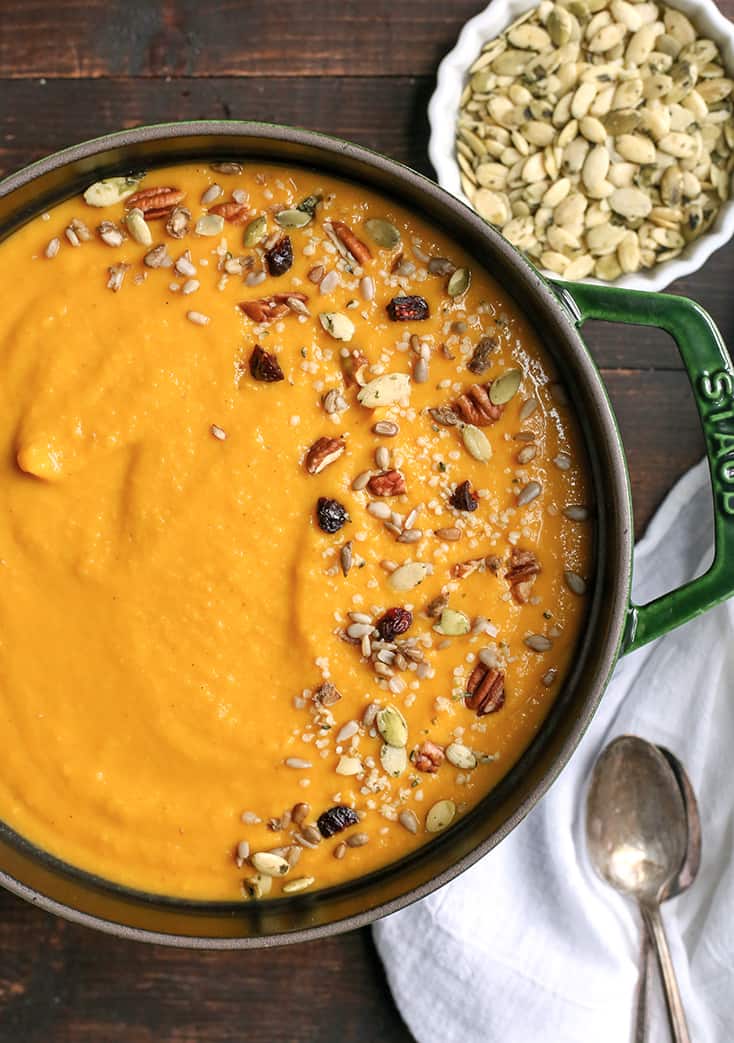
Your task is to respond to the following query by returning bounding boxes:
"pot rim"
[0,120,633,947]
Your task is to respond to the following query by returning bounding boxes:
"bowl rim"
[427,0,734,293]
[0,120,632,946]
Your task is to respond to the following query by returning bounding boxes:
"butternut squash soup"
[0,162,592,900]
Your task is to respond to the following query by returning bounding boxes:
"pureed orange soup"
[0,161,592,900]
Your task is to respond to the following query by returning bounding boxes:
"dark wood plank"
[0,889,412,1043]
[0,0,484,79]
[1,76,732,373]
[0,365,705,1039]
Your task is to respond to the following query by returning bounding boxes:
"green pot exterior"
[557,280,734,653]
[0,120,730,947]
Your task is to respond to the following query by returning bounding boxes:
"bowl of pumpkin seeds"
[428,0,734,288]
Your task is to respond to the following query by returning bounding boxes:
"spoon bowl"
[586,735,693,1043]
[587,736,688,901]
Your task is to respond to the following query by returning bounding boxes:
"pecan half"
[125,186,185,219]
[367,469,406,497]
[467,336,498,375]
[209,201,250,224]
[505,548,541,604]
[331,221,372,266]
[249,345,284,382]
[454,383,503,426]
[412,740,445,773]
[465,664,505,716]
[305,436,345,475]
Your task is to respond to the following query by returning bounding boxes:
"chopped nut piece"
[166,206,191,238]
[467,336,498,375]
[413,740,445,773]
[454,383,502,426]
[505,548,541,604]
[367,469,407,497]
[304,436,345,475]
[209,201,250,224]
[314,681,342,707]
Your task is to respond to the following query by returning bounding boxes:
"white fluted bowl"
[428,0,734,290]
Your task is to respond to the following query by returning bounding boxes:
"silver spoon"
[633,746,702,1042]
[586,735,691,1043]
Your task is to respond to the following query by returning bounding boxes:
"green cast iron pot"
[1,122,733,948]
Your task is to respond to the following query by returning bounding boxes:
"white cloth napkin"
[375,459,734,1043]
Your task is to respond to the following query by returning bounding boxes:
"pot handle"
[554,279,734,654]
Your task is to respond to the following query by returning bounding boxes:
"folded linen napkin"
[375,460,733,1043]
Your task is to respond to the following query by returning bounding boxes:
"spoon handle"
[639,903,691,1043]
[633,925,651,1043]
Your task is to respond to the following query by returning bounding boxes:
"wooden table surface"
[0,2,732,1039]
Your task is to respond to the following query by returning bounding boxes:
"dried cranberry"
[249,345,284,382]
[265,234,293,276]
[317,804,359,838]
[376,607,413,641]
[449,480,478,511]
[386,295,430,322]
[317,496,349,534]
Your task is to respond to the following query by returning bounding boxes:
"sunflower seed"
[564,570,588,594]
[524,633,553,652]
[517,481,542,506]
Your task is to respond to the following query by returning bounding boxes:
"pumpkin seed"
[365,218,401,249]
[319,312,355,342]
[447,267,471,298]
[388,561,432,592]
[462,424,492,463]
[297,194,322,217]
[195,214,225,237]
[251,852,290,877]
[357,372,412,408]
[275,208,312,229]
[489,368,522,405]
[376,705,408,748]
[446,743,477,770]
[243,214,267,246]
[435,608,471,636]
[426,799,456,833]
[83,175,144,207]
[380,743,408,777]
